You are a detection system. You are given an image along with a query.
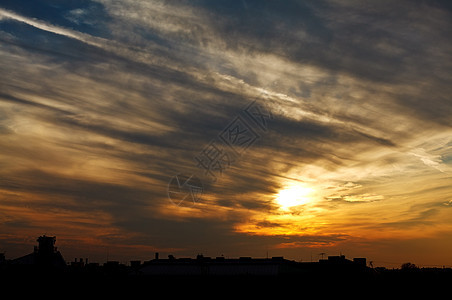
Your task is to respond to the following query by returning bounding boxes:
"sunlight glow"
[275,184,315,210]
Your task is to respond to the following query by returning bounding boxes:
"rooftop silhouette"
[1,235,452,290]
[8,235,66,268]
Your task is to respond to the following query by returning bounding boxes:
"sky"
[0,0,451,268]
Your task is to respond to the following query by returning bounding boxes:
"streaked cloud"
[0,7,104,47]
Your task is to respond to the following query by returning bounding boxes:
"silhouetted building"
[130,260,141,268]
[320,255,347,263]
[140,256,298,276]
[137,254,370,276]
[353,257,367,267]
[11,235,66,268]
[71,257,85,268]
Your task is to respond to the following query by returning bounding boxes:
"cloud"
[410,148,448,173]
[327,193,384,203]
[0,8,103,47]
[443,200,452,207]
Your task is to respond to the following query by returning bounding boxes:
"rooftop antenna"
[319,252,326,260]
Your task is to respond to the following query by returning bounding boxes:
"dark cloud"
[0,169,156,209]
[195,0,451,84]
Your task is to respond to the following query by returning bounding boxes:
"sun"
[275,184,314,210]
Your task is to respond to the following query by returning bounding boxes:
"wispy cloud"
[0,8,103,47]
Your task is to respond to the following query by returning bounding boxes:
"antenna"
[319,252,326,260]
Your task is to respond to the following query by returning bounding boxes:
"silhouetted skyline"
[3,234,452,291]
[3,235,452,273]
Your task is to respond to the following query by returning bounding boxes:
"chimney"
[155,252,159,260]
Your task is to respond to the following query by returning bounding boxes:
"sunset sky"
[1,1,451,268]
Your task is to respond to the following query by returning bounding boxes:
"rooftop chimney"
[37,235,57,255]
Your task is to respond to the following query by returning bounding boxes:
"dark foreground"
[3,236,447,295]
[1,265,451,296]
